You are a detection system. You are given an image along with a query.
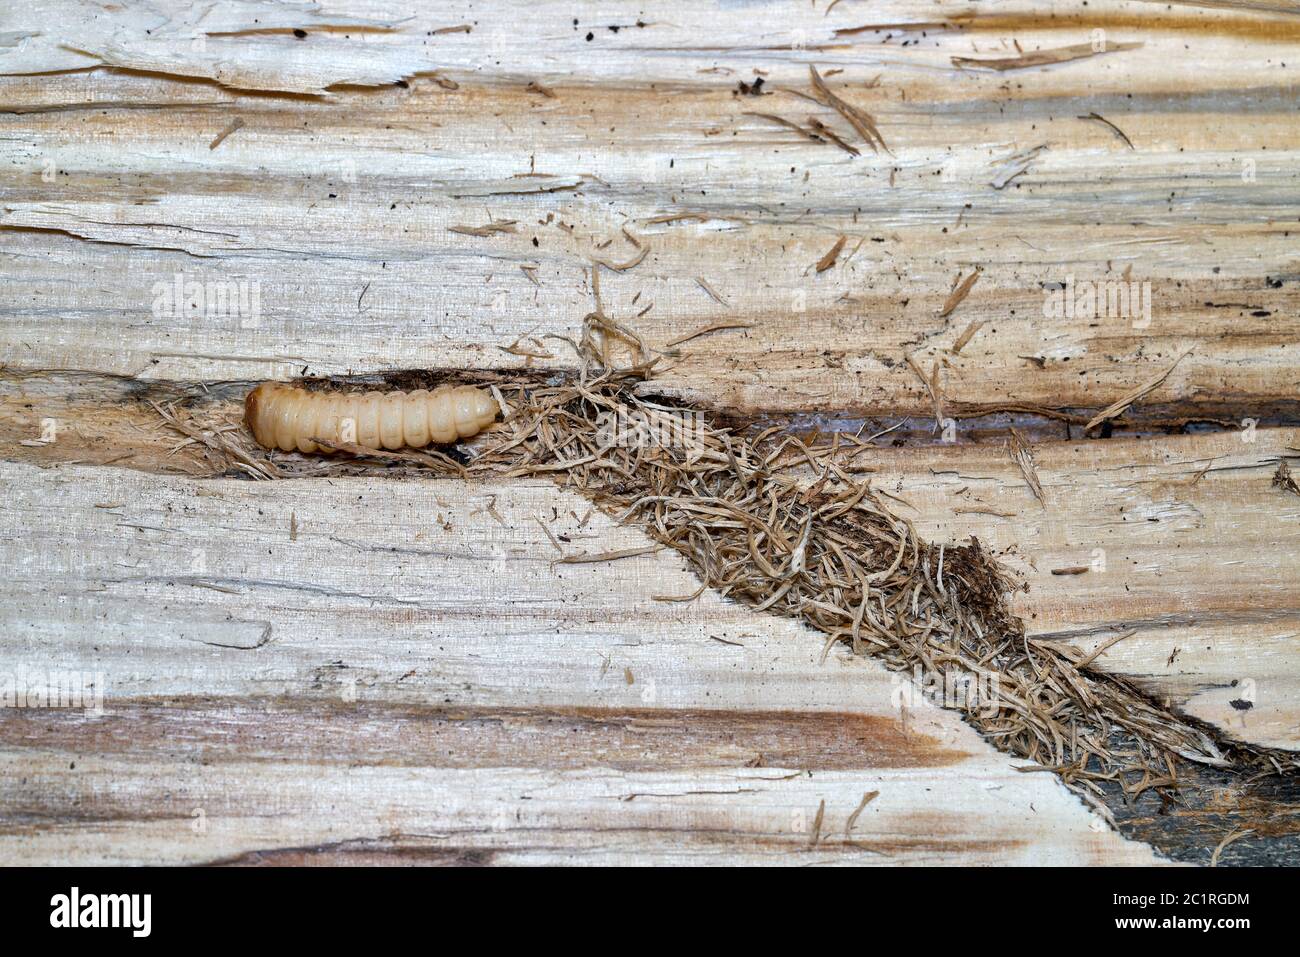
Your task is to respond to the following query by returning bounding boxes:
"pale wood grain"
[2,0,1297,865]
[0,461,1159,865]
[1,1,1297,421]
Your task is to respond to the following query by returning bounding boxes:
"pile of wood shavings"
[464,316,1276,820]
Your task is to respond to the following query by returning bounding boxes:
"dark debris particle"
[1230,698,1255,711]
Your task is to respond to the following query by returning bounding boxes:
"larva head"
[244,381,279,449]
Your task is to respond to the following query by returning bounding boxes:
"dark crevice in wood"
[1102,761,1300,866]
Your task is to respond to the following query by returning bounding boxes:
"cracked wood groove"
[2,0,1298,865]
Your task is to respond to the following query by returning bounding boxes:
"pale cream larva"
[244,382,499,453]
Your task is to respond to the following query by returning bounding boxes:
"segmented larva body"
[245,382,499,454]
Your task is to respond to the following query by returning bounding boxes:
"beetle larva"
[244,381,499,453]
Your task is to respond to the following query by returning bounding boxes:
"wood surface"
[1,0,1298,865]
